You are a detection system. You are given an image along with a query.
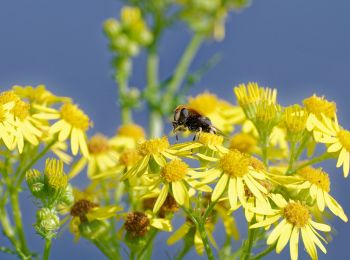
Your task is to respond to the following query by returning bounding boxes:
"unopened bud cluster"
[26,158,73,239]
[104,7,153,57]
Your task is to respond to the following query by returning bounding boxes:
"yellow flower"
[13,84,71,106]
[122,136,180,180]
[0,91,42,153]
[310,114,350,177]
[110,123,145,150]
[250,194,331,260]
[0,101,16,150]
[146,159,212,212]
[71,134,119,179]
[36,103,91,157]
[286,167,347,222]
[229,133,258,154]
[211,150,269,211]
[187,92,243,133]
[282,105,309,142]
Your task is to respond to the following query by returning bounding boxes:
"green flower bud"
[104,18,121,38]
[111,34,129,52]
[26,169,44,197]
[79,219,109,240]
[35,208,60,239]
[60,184,74,206]
[126,41,140,57]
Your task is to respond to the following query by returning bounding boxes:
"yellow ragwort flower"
[149,159,212,212]
[210,149,269,211]
[250,194,331,260]
[310,114,350,177]
[287,167,347,222]
[36,102,91,157]
[0,91,42,153]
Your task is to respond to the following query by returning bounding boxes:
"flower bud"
[104,18,121,38]
[26,169,44,197]
[35,208,60,239]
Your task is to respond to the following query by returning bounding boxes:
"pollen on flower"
[0,91,21,104]
[161,160,188,182]
[337,130,350,152]
[198,132,223,146]
[303,94,336,118]
[88,134,110,154]
[0,91,30,120]
[70,199,98,222]
[283,202,310,227]
[138,136,169,156]
[188,92,218,115]
[124,211,150,238]
[117,123,145,140]
[119,149,142,167]
[11,99,30,120]
[60,103,90,131]
[219,150,250,178]
[283,105,308,134]
[298,167,330,192]
[229,133,257,153]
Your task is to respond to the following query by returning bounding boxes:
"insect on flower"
[172,105,222,141]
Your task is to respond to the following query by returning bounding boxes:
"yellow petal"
[153,185,169,213]
[267,219,287,245]
[301,227,317,260]
[150,218,172,232]
[250,215,280,229]
[167,223,191,245]
[289,227,300,260]
[276,222,292,253]
[211,174,229,201]
[316,189,325,211]
[172,181,188,206]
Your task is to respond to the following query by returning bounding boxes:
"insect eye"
[179,108,189,121]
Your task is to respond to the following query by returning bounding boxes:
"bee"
[172,105,220,141]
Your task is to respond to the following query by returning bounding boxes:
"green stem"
[93,239,115,259]
[181,206,214,260]
[243,226,255,260]
[251,244,276,260]
[16,138,57,185]
[260,135,269,167]
[43,238,52,260]
[288,152,332,175]
[197,222,215,260]
[163,33,204,112]
[115,58,132,124]
[286,141,296,174]
[138,229,158,259]
[10,190,29,256]
[175,241,192,260]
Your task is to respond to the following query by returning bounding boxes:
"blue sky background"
[1,0,350,259]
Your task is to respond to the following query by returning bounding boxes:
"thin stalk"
[288,152,332,175]
[197,222,215,260]
[181,206,214,260]
[10,190,29,255]
[243,226,255,260]
[286,141,296,174]
[252,244,276,260]
[93,239,115,259]
[138,229,158,259]
[260,135,269,167]
[115,58,132,124]
[162,33,204,111]
[43,238,52,260]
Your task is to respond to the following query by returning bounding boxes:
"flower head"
[250,194,331,260]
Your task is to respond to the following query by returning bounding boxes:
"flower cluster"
[2,82,349,259]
